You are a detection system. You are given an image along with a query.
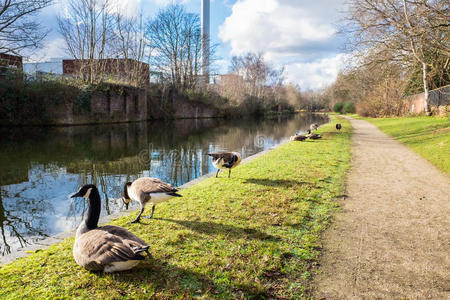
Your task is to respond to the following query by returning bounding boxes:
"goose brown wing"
[133,177,179,194]
[208,152,234,162]
[75,226,148,267]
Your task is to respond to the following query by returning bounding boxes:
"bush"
[333,102,344,113]
[0,73,80,125]
[343,101,355,113]
[357,76,409,117]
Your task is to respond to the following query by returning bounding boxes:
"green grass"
[363,116,450,175]
[0,117,352,299]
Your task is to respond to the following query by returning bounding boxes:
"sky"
[31,0,349,90]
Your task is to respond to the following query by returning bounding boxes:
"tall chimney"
[201,0,210,83]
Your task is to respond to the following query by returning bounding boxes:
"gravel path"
[314,118,450,299]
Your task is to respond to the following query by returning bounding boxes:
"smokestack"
[201,0,210,83]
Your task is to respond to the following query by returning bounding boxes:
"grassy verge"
[0,117,352,299]
[362,116,450,175]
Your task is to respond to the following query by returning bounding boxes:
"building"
[23,57,64,76]
[0,53,23,76]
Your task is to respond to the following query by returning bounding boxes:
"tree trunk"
[422,62,431,116]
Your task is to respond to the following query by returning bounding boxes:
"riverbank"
[361,116,450,175]
[0,78,296,126]
[0,117,352,299]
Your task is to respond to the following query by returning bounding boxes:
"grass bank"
[363,116,450,175]
[0,117,352,299]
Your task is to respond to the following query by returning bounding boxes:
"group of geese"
[290,122,342,141]
[70,151,242,272]
[70,123,340,273]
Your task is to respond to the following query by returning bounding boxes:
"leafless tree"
[230,53,268,99]
[0,0,52,54]
[58,0,114,84]
[229,52,285,101]
[145,4,210,91]
[217,52,294,112]
[110,11,150,87]
[346,0,449,115]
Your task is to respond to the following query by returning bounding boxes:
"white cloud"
[54,0,142,18]
[284,53,348,90]
[219,0,347,89]
[219,0,339,57]
[110,0,142,17]
[25,37,68,61]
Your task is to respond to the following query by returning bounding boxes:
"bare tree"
[229,52,285,102]
[0,0,52,54]
[110,11,150,87]
[230,53,268,99]
[346,0,450,115]
[58,0,114,84]
[146,4,210,90]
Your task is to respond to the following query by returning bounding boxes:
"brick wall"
[407,85,449,116]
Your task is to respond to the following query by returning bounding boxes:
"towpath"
[314,117,450,299]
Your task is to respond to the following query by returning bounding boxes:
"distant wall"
[172,94,218,119]
[407,85,449,116]
[45,86,220,125]
[146,90,219,120]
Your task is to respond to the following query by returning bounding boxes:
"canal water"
[0,113,328,256]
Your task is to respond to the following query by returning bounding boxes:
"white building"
[23,58,64,76]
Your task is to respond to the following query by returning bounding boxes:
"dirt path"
[314,118,450,299]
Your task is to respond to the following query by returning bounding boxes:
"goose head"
[71,184,97,199]
[122,182,133,210]
[71,184,101,235]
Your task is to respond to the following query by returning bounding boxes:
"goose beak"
[122,197,129,210]
[71,191,83,198]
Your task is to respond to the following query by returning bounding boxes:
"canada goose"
[336,123,342,130]
[306,129,322,139]
[290,134,307,141]
[310,123,319,131]
[122,177,182,223]
[71,184,151,272]
[208,152,242,178]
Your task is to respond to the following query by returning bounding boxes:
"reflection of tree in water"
[0,113,329,256]
[0,185,50,256]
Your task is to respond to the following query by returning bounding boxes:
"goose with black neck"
[71,184,152,272]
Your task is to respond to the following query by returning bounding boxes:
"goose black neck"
[123,182,131,199]
[86,187,101,230]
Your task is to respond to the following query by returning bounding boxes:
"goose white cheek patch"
[84,188,92,198]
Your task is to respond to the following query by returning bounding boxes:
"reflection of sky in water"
[0,114,328,256]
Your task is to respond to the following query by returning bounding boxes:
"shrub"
[343,101,355,113]
[357,76,409,117]
[0,73,80,125]
[333,102,344,113]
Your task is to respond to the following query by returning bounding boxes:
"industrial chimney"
[201,0,210,84]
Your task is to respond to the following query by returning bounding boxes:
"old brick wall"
[146,90,219,120]
[79,86,148,124]
[406,85,449,116]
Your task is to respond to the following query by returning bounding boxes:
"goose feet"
[143,205,155,219]
[130,218,141,224]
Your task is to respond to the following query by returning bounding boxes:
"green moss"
[0,117,352,299]
[364,116,450,175]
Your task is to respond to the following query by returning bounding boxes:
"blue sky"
[32,0,348,90]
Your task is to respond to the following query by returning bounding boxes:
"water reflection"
[0,113,328,256]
